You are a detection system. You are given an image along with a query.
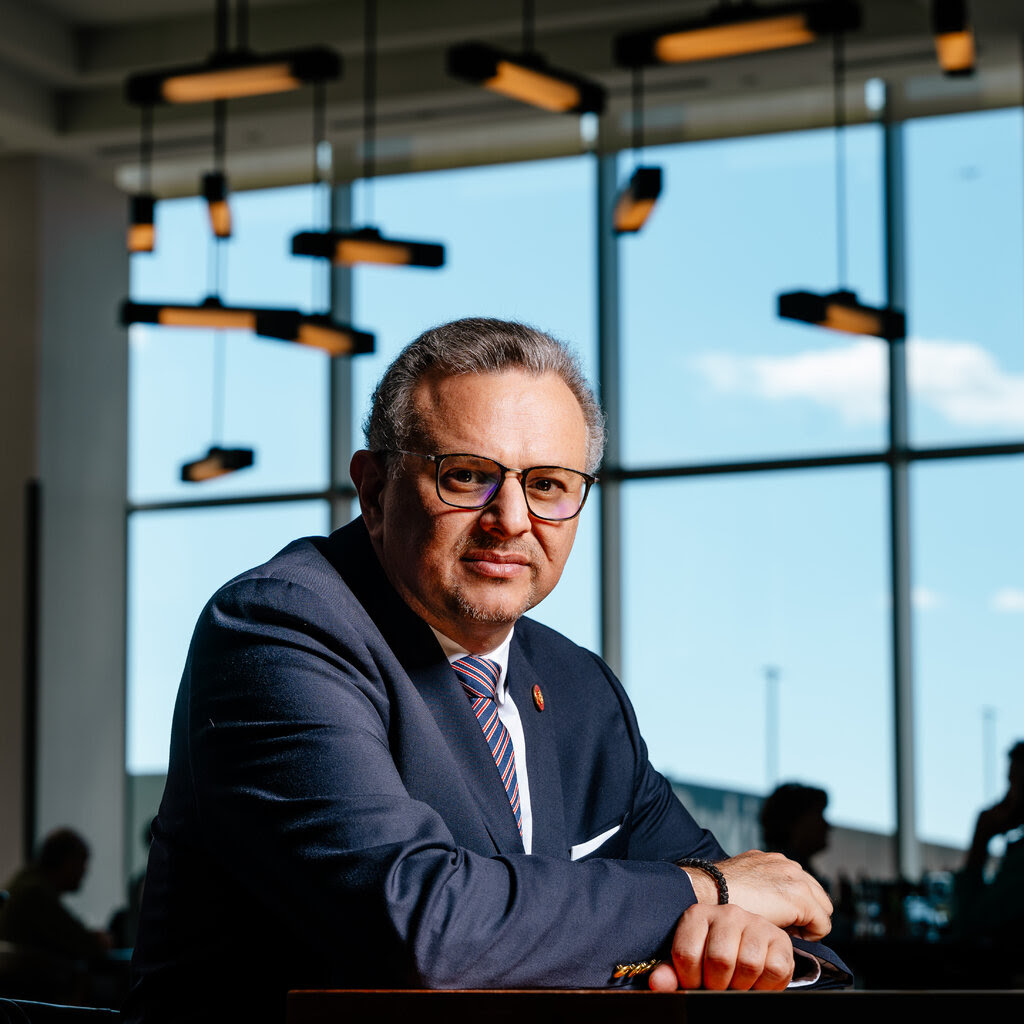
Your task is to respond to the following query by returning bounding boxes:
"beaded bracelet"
[677,858,729,905]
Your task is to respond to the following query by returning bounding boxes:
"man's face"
[355,368,590,653]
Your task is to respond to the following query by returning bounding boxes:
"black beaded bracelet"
[678,858,729,905]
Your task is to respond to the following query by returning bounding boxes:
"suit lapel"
[508,640,568,859]
[404,658,525,855]
[322,519,524,855]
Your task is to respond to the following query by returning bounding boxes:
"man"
[953,740,1024,943]
[760,783,831,877]
[125,318,849,1023]
[0,828,112,1001]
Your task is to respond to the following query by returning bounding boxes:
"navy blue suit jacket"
[125,518,847,1023]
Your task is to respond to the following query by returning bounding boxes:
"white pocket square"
[570,823,621,861]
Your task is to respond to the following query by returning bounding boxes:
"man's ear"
[350,449,388,537]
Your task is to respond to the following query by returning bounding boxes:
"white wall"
[0,154,128,927]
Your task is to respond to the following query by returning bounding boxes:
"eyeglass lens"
[437,455,587,520]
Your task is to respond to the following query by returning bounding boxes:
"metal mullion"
[596,151,623,679]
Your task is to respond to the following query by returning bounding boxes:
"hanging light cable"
[127,106,156,253]
[290,0,445,269]
[778,25,905,341]
[613,66,663,234]
[447,0,605,114]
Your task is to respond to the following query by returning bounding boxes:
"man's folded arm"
[186,577,707,989]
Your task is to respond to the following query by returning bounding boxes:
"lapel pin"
[532,684,545,711]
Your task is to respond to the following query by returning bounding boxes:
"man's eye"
[528,476,565,494]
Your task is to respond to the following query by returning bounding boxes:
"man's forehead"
[408,368,588,464]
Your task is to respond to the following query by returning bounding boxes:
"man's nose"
[480,473,531,536]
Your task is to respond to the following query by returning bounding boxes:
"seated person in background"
[0,828,112,1001]
[760,783,831,880]
[954,740,1024,944]
[125,318,850,1024]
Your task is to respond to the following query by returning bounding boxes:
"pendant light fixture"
[291,0,445,269]
[180,329,255,483]
[127,107,156,253]
[203,102,232,239]
[612,67,662,234]
[125,0,340,107]
[777,25,905,341]
[932,0,975,77]
[614,1,861,68]
[181,446,255,482]
[447,1,605,114]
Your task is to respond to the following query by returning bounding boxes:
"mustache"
[457,535,535,558]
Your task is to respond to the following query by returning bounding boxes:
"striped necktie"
[453,655,523,837]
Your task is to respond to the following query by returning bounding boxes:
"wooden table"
[289,988,1024,1024]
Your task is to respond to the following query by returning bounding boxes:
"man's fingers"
[750,937,795,991]
[669,904,795,991]
[648,963,679,992]
[670,907,712,989]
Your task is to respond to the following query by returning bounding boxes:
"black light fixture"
[778,290,905,340]
[291,0,446,270]
[128,194,156,254]
[121,300,375,358]
[202,97,233,239]
[181,446,255,482]
[932,0,975,77]
[180,319,254,483]
[125,0,340,107]
[128,107,156,253]
[777,20,905,340]
[203,171,232,238]
[447,42,605,114]
[612,66,662,234]
[121,297,259,331]
[447,0,605,116]
[255,310,375,357]
[614,1,861,67]
[614,167,663,233]
[292,228,444,268]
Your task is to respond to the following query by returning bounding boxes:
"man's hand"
[649,904,795,991]
[682,850,833,941]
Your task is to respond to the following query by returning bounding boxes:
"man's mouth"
[462,550,531,578]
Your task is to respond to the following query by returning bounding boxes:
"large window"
[621,126,886,466]
[126,111,1024,878]
[623,468,892,834]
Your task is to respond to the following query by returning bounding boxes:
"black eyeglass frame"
[388,449,598,522]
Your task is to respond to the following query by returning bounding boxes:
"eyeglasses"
[391,450,597,522]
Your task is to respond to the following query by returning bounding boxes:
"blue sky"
[127,110,1023,853]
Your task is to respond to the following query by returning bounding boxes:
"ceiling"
[4,0,1024,194]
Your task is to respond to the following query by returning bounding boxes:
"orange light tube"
[128,223,155,253]
[158,306,256,330]
[821,302,883,337]
[654,14,814,63]
[483,60,582,112]
[614,196,657,233]
[333,238,413,266]
[207,199,232,238]
[935,30,975,74]
[296,323,356,356]
[162,63,300,103]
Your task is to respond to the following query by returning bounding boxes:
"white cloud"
[691,337,1024,429]
[912,586,943,611]
[991,587,1024,613]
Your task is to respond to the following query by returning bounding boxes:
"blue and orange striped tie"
[453,655,523,837]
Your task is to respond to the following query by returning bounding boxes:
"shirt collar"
[429,625,514,704]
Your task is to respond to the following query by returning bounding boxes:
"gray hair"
[364,317,606,474]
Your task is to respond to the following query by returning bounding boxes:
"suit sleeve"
[184,576,700,989]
